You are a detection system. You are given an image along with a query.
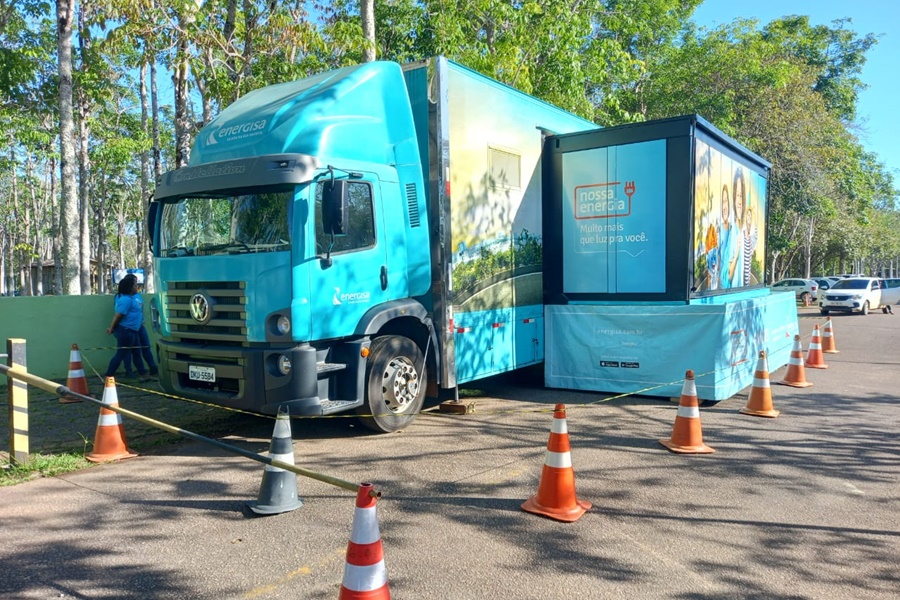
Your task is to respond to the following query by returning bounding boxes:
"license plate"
[188,365,216,383]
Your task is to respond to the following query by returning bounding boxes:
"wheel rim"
[381,356,420,414]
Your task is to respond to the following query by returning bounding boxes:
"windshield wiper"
[198,241,252,254]
[165,246,195,257]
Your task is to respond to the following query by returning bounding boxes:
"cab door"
[308,176,390,341]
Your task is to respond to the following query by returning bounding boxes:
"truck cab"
[149,62,434,432]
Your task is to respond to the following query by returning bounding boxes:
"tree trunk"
[50,155,62,295]
[803,217,815,278]
[242,0,253,82]
[361,0,376,62]
[78,97,92,293]
[57,0,81,294]
[26,155,43,296]
[150,57,162,178]
[224,0,237,86]
[77,2,92,294]
[9,141,22,294]
[173,8,193,169]
[140,59,155,293]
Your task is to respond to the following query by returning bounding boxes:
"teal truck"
[148,57,596,432]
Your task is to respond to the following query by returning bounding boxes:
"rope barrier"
[70,331,801,422]
[0,362,376,497]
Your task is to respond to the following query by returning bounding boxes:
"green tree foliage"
[633,17,898,279]
[0,0,897,294]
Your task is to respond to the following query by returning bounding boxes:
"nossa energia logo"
[574,181,636,219]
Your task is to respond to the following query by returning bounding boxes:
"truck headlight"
[276,315,291,335]
[277,355,291,375]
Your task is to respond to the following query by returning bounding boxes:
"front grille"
[165,281,248,344]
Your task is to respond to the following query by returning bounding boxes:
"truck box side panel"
[445,62,596,382]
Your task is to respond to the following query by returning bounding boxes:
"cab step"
[320,399,363,415]
[316,362,347,375]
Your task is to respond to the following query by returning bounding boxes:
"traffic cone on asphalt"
[339,483,390,600]
[85,377,138,463]
[521,404,592,522]
[62,343,88,403]
[779,335,813,388]
[740,351,780,418]
[247,407,303,516]
[805,325,829,369]
[659,371,715,454]
[821,319,839,353]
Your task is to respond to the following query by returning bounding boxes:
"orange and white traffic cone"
[85,377,138,463]
[659,370,715,454]
[339,483,390,600]
[804,324,829,369]
[62,343,88,403]
[779,335,813,388]
[821,318,839,354]
[740,351,780,418]
[521,404,592,522]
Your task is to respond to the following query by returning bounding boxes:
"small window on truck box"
[489,146,521,190]
[315,181,376,253]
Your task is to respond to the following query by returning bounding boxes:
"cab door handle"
[381,266,388,290]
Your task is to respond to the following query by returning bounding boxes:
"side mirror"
[148,200,159,253]
[322,180,349,236]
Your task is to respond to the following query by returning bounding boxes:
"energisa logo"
[333,287,371,306]
[206,119,268,145]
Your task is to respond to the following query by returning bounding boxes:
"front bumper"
[157,341,323,415]
[819,298,863,312]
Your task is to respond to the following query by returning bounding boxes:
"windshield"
[159,190,292,257]
[831,279,868,290]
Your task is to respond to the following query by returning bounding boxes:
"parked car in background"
[819,277,883,315]
[770,278,819,304]
[812,278,833,293]
[813,275,842,286]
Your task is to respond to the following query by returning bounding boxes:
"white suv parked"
[819,277,884,315]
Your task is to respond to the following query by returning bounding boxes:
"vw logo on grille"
[189,293,212,324]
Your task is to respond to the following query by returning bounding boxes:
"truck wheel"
[358,335,426,433]
[860,301,869,316]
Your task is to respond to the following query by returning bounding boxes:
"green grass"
[1,452,94,487]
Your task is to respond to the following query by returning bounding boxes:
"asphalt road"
[1,306,898,599]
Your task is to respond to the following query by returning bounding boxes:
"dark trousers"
[104,327,146,378]
[138,325,158,374]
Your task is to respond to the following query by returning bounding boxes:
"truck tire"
[357,335,426,433]
[860,301,869,316]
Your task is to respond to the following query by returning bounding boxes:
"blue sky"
[691,0,900,183]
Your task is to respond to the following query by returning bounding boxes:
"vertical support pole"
[7,338,29,465]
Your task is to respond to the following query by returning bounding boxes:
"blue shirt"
[115,294,144,331]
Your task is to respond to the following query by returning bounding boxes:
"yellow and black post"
[6,338,29,465]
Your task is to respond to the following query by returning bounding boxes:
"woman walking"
[103,274,152,382]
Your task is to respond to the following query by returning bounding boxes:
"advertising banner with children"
[693,133,767,293]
